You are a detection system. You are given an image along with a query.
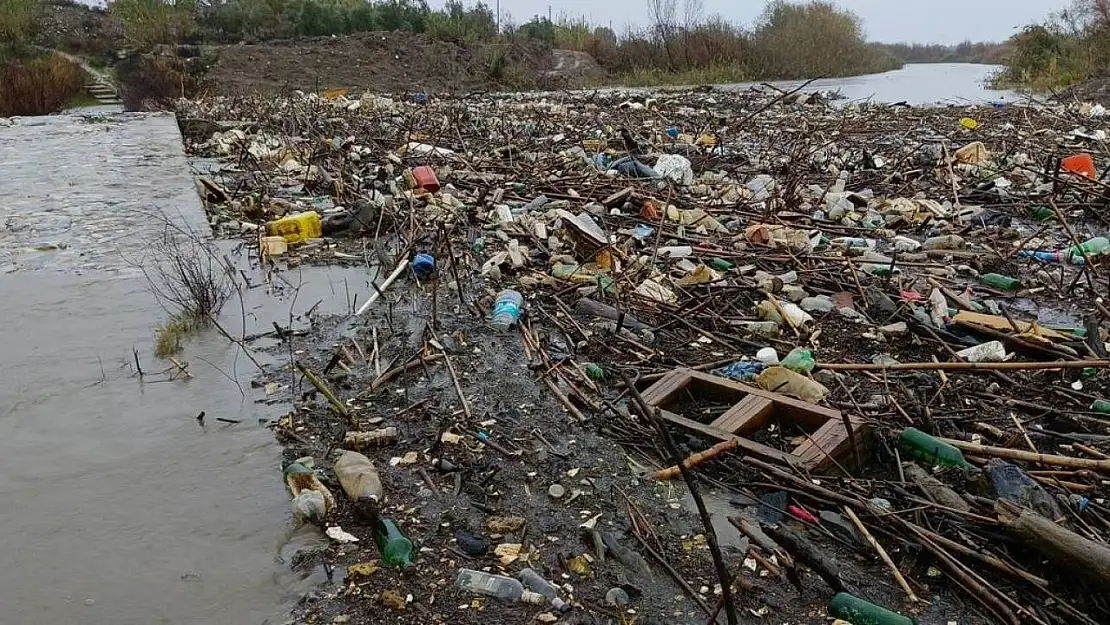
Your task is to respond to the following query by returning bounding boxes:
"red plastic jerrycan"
[411,166,440,192]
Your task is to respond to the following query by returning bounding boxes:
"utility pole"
[496,0,500,32]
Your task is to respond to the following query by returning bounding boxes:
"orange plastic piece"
[1062,153,1097,178]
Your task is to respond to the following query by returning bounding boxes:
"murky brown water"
[0,111,366,624]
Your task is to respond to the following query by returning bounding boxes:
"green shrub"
[0,0,40,50]
[0,53,87,117]
[110,0,197,45]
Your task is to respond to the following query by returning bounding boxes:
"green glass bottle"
[980,273,1020,291]
[374,519,416,568]
[900,428,970,469]
[829,593,917,625]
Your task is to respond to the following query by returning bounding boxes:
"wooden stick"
[295,362,350,420]
[369,353,445,392]
[907,522,1048,588]
[818,359,1110,372]
[441,350,472,420]
[937,436,1110,472]
[652,439,738,480]
[844,507,920,603]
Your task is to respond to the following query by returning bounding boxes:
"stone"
[879,322,908,337]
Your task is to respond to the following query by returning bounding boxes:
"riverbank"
[172,86,1110,625]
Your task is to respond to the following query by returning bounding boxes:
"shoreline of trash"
[179,85,1110,625]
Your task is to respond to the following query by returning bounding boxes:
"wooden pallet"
[641,368,868,471]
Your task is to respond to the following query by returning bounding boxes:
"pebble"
[548,483,567,499]
[605,587,630,606]
[879,321,908,337]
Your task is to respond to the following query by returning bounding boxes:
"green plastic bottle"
[900,428,971,469]
[374,519,416,568]
[1090,400,1110,414]
[1029,205,1054,221]
[829,593,917,625]
[709,258,734,271]
[1069,236,1110,261]
[980,273,1020,291]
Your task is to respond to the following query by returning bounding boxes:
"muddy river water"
[0,112,368,624]
[0,64,1018,624]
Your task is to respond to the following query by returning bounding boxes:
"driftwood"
[903,462,970,512]
[939,437,1110,473]
[996,500,1110,587]
[762,522,845,593]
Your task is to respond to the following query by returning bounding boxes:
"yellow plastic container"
[267,211,322,245]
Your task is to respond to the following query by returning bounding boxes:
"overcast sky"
[490,0,1071,44]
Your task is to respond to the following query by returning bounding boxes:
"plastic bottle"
[1029,205,1054,221]
[829,237,876,250]
[374,519,416,568]
[829,592,917,625]
[490,290,523,331]
[900,427,971,469]
[1090,400,1110,414]
[980,273,1020,291]
[455,569,546,605]
[518,568,569,611]
[1071,236,1110,259]
[412,253,436,279]
[780,347,815,373]
[333,450,383,505]
[922,235,965,250]
[266,211,322,245]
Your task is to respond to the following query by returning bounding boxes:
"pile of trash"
[178,86,1110,625]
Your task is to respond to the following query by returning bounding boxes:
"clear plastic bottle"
[490,290,524,332]
[455,569,546,605]
[333,450,383,505]
[519,568,569,611]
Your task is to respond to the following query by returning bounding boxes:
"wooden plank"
[711,394,775,434]
[793,421,852,468]
[657,408,796,465]
[641,369,691,407]
[685,369,842,426]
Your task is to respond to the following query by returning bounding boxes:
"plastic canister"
[1062,153,1096,178]
[266,211,322,245]
[411,166,440,192]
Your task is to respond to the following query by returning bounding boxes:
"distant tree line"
[103,0,900,83]
[876,41,1008,66]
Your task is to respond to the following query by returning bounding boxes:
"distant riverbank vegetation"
[104,0,901,83]
[994,0,1110,90]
